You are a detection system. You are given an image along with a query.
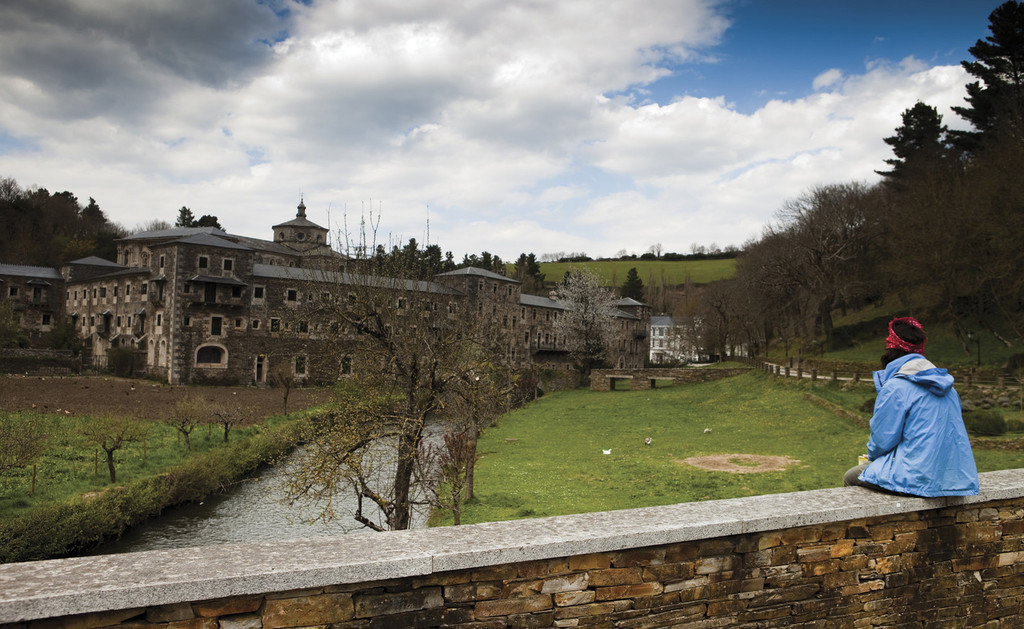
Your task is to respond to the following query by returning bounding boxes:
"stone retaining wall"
[2,470,1024,628]
[0,348,80,375]
[590,367,751,391]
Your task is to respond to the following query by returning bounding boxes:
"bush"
[1006,417,1024,433]
[106,347,136,377]
[963,410,1007,437]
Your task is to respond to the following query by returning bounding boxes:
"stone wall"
[0,348,80,375]
[590,367,751,391]
[2,470,1023,628]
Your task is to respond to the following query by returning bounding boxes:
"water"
[93,428,440,554]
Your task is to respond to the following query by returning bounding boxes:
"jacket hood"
[873,353,954,397]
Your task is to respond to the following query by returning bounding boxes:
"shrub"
[106,347,136,377]
[1006,418,1024,433]
[963,410,1007,436]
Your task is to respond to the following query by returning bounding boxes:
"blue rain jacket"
[859,353,979,497]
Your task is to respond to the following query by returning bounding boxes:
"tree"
[80,415,144,482]
[877,102,950,183]
[175,207,196,228]
[553,268,618,384]
[167,395,205,451]
[0,303,28,348]
[45,317,84,354]
[282,231,516,532]
[211,403,255,443]
[620,267,644,301]
[512,253,546,295]
[0,413,51,478]
[195,214,223,229]
[952,1,1024,154]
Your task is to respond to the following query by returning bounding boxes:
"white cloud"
[0,0,974,262]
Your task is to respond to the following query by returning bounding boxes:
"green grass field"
[453,373,1024,525]
[0,413,276,519]
[530,258,737,287]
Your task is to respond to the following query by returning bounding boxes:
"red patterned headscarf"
[886,317,926,354]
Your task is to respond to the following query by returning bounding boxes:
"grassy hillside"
[526,258,736,287]
[449,373,1023,526]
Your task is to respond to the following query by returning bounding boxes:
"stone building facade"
[0,263,64,343]
[5,202,650,384]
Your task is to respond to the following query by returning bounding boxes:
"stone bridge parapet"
[2,470,1024,627]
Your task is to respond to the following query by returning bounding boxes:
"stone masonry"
[2,470,1023,628]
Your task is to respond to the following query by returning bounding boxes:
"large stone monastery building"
[3,203,650,384]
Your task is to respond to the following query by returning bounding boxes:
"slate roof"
[252,264,461,295]
[0,264,63,280]
[436,267,518,283]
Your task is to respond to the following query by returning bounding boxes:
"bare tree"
[281,220,516,531]
[80,415,145,482]
[167,395,206,452]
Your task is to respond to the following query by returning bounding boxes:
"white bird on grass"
[704,428,712,433]
[644,437,652,445]
[602,449,612,455]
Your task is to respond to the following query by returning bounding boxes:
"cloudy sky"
[0,0,1001,260]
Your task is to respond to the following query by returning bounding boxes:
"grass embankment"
[0,412,313,563]
[454,373,1024,526]
[534,258,736,287]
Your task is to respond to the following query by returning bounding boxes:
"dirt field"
[0,374,333,421]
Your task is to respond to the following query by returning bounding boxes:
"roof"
[175,233,253,251]
[189,275,249,287]
[519,294,568,310]
[0,264,63,280]
[436,267,519,283]
[123,226,229,241]
[615,297,647,307]
[252,264,461,295]
[651,315,675,327]
[66,256,124,268]
[273,216,327,230]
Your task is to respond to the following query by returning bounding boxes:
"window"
[270,318,280,332]
[205,284,216,302]
[184,283,191,294]
[286,289,298,302]
[295,355,307,375]
[196,345,224,364]
[198,256,208,269]
[397,298,407,309]
[235,318,243,328]
[159,255,165,268]
[126,284,131,295]
[141,282,148,295]
[231,286,242,298]
[299,320,309,333]
[113,286,118,297]
[32,287,42,304]
[156,313,162,326]
[99,287,106,298]
[223,259,233,271]
[251,319,261,329]
[42,314,51,326]
[211,316,222,336]
[184,316,191,327]
[116,316,121,327]
[253,286,265,299]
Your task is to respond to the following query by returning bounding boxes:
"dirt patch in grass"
[0,374,332,421]
[678,454,801,474]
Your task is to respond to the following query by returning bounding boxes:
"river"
[92,434,438,554]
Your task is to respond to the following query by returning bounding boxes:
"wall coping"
[1,468,1023,624]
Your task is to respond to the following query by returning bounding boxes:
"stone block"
[587,567,642,586]
[541,573,589,594]
[503,580,543,598]
[218,614,262,629]
[612,548,665,567]
[262,593,354,629]
[695,555,736,574]
[475,594,552,618]
[507,611,555,628]
[354,587,443,618]
[552,601,618,620]
[519,558,569,579]
[568,554,610,571]
[147,602,195,623]
[553,590,596,607]
[192,597,262,618]
[830,539,855,558]
[367,607,443,629]
[594,582,663,601]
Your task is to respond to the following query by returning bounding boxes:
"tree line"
[699,1,1024,361]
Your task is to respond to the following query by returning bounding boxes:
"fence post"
[811,369,817,382]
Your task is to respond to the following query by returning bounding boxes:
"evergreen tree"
[877,102,949,183]
[620,267,644,301]
[175,206,196,227]
[951,1,1024,153]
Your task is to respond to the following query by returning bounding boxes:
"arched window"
[196,345,225,365]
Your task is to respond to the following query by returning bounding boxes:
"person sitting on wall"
[843,317,979,497]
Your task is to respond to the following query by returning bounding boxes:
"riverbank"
[0,416,307,563]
